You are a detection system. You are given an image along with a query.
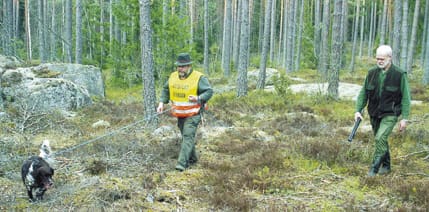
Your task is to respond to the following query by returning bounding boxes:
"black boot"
[368,157,383,177]
[379,152,391,175]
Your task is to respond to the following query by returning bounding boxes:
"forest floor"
[1,71,429,211]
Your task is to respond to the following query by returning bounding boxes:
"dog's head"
[36,165,54,189]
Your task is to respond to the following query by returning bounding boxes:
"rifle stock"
[348,117,361,142]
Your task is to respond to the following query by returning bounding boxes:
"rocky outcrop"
[0,56,104,112]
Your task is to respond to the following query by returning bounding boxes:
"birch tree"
[139,0,158,127]
[256,0,272,89]
[237,0,249,97]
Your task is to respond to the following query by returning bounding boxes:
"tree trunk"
[100,0,105,68]
[269,0,276,63]
[314,0,321,60]
[424,30,429,85]
[50,1,56,61]
[203,0,210,75]
[237,0,249,97]
[222,0,233,77]
[0,69,4,110]
[318,0,329,76]
[328,0,344,99]
[358,5,364,58]
[294,0,304,71]
[406,0,420,74]
[281,0,289,68]
[139,0,158,127]
[24,0,32,61]
[76,0,82,64]
[256,0,272,89]
[38,0,46,62]
[233,0,242,69]
[421,0,429,67]
[400,0,409,70]
[379,0,388,45]
[348,0,360,73]
[392,0,402,63]
[286,0,296,72]
[65,0,73,63]
[367,1,376,58]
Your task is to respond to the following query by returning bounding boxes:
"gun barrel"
[348,118,361,142]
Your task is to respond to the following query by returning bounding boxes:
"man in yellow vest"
[157,53,213,171]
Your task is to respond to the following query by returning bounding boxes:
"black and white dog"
[21,140,55,202]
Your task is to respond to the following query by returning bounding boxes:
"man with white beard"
[354,45,411,177]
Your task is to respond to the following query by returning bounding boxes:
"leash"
[52,108,171,156]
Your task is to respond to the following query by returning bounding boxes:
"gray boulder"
[35,63,105,98]
[1,62,104,112]
[0,55,22,69]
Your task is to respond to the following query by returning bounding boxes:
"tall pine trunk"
[400,0,409,70]
[139,0,158,127]
[65,0,73,63]
[328,0,344,99]
[406,0,419,74]
[203,0,209,75]
[257,0,272,89]
[75,0,82,64]
[392,0,402,63]
[222,0,233,77]
[237,0,249,97]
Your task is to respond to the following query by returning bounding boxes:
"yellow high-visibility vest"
[169,70,203,118]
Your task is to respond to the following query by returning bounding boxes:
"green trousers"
[177,114,201,168]
[370,115,397,169]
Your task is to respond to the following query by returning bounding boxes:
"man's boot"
[368,157,382,177]
[379,152,391,175]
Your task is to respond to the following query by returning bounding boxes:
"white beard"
[377,58,391,69]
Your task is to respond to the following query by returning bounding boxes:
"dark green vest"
[366,65,404,118]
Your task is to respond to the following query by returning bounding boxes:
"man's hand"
[188,95,199,102]
[157,102,164,113]
[354,112,363,121]
[399,119,407,132]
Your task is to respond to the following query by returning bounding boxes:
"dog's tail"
[39,140,55,166]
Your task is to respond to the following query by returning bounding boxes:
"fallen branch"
[396,150,429,159]
[401,172,429,178]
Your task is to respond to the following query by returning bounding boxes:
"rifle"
[348,117,361,142]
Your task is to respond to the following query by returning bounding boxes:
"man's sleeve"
[400,74,411,119]
[159,79,170,104]
[197,76,213,102]
[355,77,368,113]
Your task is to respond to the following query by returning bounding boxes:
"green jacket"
[159,69,213,105]
[356,64,411,119]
